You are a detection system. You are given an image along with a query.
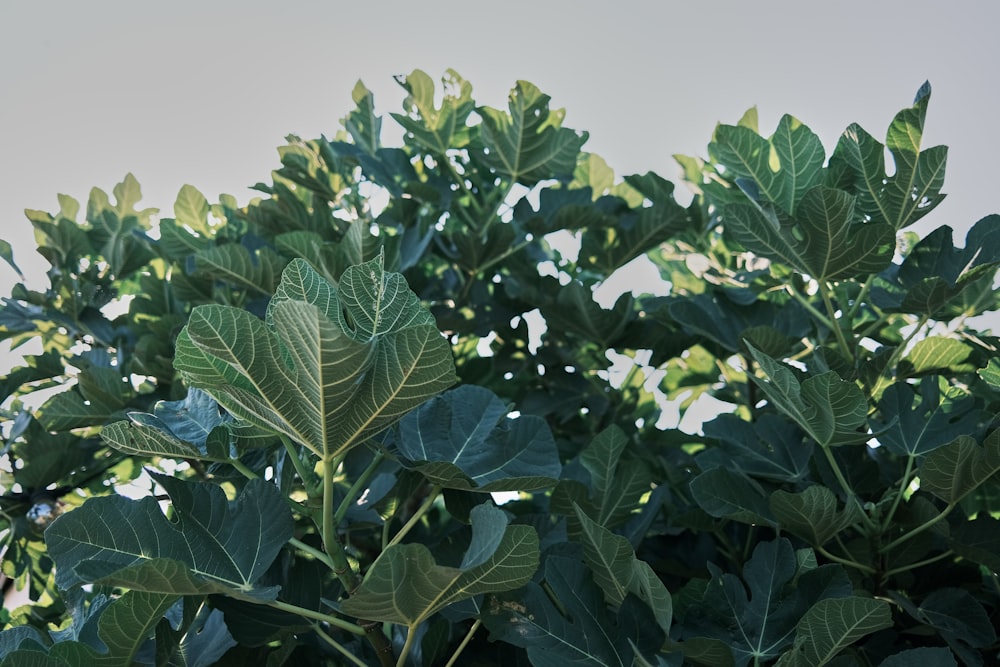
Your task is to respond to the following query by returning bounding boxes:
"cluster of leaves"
[0,70,998,666]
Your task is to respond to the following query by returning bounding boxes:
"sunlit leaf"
[391,69,474,153]
[477,80,587,186]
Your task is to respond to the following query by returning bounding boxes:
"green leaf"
[668,292,809,355]
[175,257,456,459]
[690,466,777,527]
[579,425,652,528]
[391,69,474,153]
[770,485,860,546]
[874,216,1000,318]
[574,507,672,632]
[45,475,293,600]
[829,82,946,230]
[0,239,24,278]
[776,597,893,667]
[174,184,212,238]
[476,80,588,186]
[539,281,632,346]
[979,358,1000,390]
[747,344,868,447]
[950,513,1000,571]
[578,172,689,273]
[919,431,1000,504]
[192,244,286,295]
[872,377,981,457]
[899,337,972,376]
[339,504,538,625]
[699,414,813,483]
[878,647,957,667]
[726,186,894,281]
[673,539,849,665]
[900,588,996,649]
[344,80,382,154]
[392,385,561,492]
[482,556,665,667]
[710,114,825,215]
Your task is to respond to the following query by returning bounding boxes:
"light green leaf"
[977,358,1000,390]
[574,507,672,632]
[392,385,561,492]
[0,239,23,278]
[919,431,1000,504]
[174,184,212,238]
[477,80,588,186]
[175,257,455,460]
[344,80,382,154]
[777,597,892,667]
[45,475,293,600]
[339,504,538,625]
[770,485,860,546]
[747,344,868,447]
[391,69,474,153]
[900,337,972,376]
[710,114,825,215]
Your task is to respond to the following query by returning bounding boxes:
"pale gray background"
[2,0,999,355]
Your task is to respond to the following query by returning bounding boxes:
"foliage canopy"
[1,71,998,666]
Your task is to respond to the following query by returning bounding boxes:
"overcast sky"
[2,0,999,342]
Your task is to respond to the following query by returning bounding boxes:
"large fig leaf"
[482,556,665,667]
[747,345,868,447]
[828,82,946,231]
[871,377,981,458]
[681,538,852,667]
[709,114,825,215]
[776,597,892,667]
[174,257,456,460]
[339,504,538,625]
[391,69,475,153]
[476,80,587,186]
[919,431,1000,504]
[45,475,293,601]
[392,385,561,492]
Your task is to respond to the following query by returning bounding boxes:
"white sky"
[2,0,999,348]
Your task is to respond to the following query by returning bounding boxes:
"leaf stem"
[227,458,259,481]
[818,281,853,362]
[821,445,876,533]
[879,502,955,554]
[312,623,369,667]
[388,484,442,548]
[265,599,365,635]
[786,282,837,332]
[322,454,344,574]
[288,536,336,570]
[870,314,929,398]
[815,545,877,575]
[883,550,955,578]
[844,274,876,323]
[445,619,482,667]
[281,435,320,493]
[334,450,385,526]
[881,455,917,534]
[397,625,419,667]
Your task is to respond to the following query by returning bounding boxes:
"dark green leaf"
[482,556,665,667]
[45,476,293,600]
[879,647,957,667]
[699,414,812,483]
[872,377,981,457]
[747,345,868,447]
[579,426,652,528]
[339,504,538,625]
[392,385,561,492]
[690,466,777,527]
[770,486,861,546]
[777,597,892,667]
